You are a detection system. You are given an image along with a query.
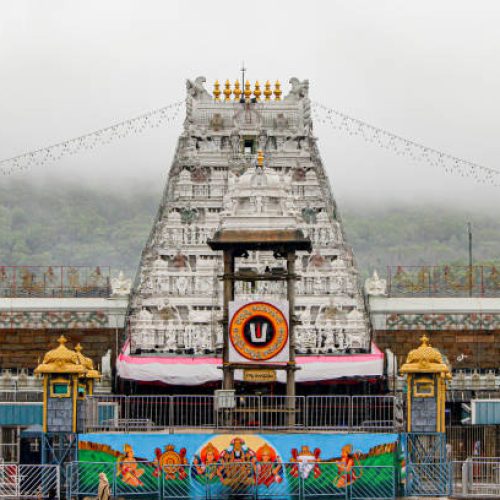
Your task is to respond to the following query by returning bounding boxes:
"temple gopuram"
[118,77,382,392]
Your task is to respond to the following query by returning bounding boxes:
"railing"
[446,425,499,461]
[0,265,111,298]
[386,265,500,297]
[0,464,60,499]
[451,458,500,497]
[0,390,43,402]
[84,394,401,433]
[67,461,396,499]
[0,444,18,464]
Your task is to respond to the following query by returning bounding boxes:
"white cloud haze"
[1,0,500,213]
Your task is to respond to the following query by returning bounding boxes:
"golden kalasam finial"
[274,80,282,101]
[420,334,430,346]
[264,80,272,101]
[58,335,68,346]
[257,150,264,168]
[244,80,252,101]
[213,80,221,101]
[233,80,242,101]
[253,81,261,101]
[223,80,231,101]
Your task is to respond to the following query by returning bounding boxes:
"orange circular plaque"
[229,302,288,361]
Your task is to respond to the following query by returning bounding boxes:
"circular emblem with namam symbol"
[229,302,289,361]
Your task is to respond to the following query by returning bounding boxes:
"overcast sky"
[1,0,500,211]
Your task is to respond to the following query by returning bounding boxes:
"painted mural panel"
[78,433,400,498]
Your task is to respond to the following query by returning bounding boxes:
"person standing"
[97,472,110,500]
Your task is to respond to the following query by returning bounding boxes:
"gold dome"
[35,335,85,375]
[400,335,451,378]
[75,344,101,379]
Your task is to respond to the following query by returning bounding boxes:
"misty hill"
[0,179,498,280]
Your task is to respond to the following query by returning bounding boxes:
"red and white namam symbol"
[229,302,288,361]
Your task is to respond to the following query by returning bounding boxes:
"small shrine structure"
[35,336,100,434]
[400,335,451,433]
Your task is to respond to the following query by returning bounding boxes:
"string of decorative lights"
[311,101,500,187]
[1,97,499,187]
[0,101,183,176]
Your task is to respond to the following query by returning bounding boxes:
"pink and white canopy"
[117,340,384,386]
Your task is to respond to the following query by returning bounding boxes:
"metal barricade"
[351,396,397,431]
[68,461,397,499]
[261,395,305,429]
[0,464,60,499]
[85,394,125,432]
[127,395,170,431]
[453,457,500,497]
[216,395,261,430]
[307,396,351,430]
[84,394,401,433]
[172,395,216,429]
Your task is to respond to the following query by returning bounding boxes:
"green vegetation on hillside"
[1,180,498,280]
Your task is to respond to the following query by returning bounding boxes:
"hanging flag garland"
[0,101,183,176]
[311,101,500,187]
[1,97,499,188]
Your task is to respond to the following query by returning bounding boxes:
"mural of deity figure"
[335,444,362,488]
[117,444,145,487]
[255,444,283,487]
[191,442,220,481]
[218,438,256,487]
[290,445,321,480]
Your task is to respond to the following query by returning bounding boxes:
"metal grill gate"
[0,464,60,499]
[67,461,397,499]
[403,432,449,497]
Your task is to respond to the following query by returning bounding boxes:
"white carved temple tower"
[117,77,383,387]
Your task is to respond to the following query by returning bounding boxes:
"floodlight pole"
[467,222,473,297]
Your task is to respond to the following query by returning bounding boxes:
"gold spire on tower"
[223,80,232,101]
[233,80,242,101]
[274,80,282,101]
[257,150,264,168]
[253,81,261,101]
[213,80,221,101]
[244,80,252,101]
[264,80,272,101]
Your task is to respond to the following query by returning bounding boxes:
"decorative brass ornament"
[257,150,264,168]
[213,80,221,101]
[233,80,242,101]
[274,80,282,101]
[253,81,261,101]
[264,80,272,101]
[244,80,252,101]
[223,80,231,101]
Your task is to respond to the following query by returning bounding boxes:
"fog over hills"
[1,178,498,280]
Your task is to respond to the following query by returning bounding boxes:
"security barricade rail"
[67,461,397,499]
[0,464,60,499]
[84,394,401,433]
[451,457,500,497]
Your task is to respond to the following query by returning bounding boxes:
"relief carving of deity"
[210,113,223,131]
[180,205,199,225]
[301,206,317,224]
[191,166,208,182]
[172,251,190,271]
[274,113,288,132]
